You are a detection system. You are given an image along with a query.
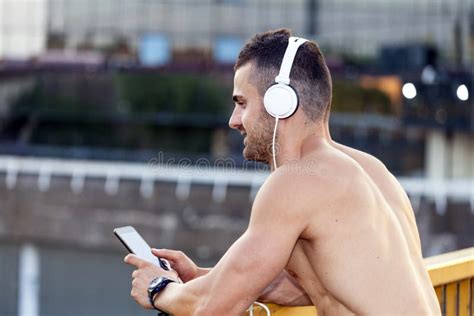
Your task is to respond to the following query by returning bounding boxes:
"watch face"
[149,277,161,290]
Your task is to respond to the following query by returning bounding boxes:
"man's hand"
[152,248,209,282]
[124,254,179,309]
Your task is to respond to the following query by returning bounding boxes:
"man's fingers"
[124,254,144,267]
[152,248,183,261]
[132,270,138,279]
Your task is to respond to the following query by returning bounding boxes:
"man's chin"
[243,148,268,164]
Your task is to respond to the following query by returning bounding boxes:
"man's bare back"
[281,140,441,315]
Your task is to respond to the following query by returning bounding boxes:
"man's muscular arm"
[154,242,311,306]
[155,249,311,306]
[127,168,313,315]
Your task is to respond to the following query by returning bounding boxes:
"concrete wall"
[0,173,251,262]
[0,171,472,260]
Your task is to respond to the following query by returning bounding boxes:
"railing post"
[18,244,40,316]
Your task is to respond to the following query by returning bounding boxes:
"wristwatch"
[148,276,177,315]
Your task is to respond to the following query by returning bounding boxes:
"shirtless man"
[125,29,441,315]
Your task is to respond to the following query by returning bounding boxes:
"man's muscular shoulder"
[257,157,362,222]
[252,165,317,223]
[295,152,379,237]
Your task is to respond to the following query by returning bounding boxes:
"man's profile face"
[229,63,274,164]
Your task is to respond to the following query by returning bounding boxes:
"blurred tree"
[331,80,392,115]
[114,73,229,115]
[7,72,231,154]
[6,72,391,155]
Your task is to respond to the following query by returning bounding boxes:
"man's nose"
[228,108,242,130]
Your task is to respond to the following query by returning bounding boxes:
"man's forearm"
[155,269,311,313]
[196,267,212,278]
[169,268,310,308]
[153,276,245,316]
[153,279,204,315]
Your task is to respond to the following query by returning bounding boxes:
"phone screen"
[114,226,160,265]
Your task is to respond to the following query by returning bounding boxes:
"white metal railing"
[0,155,268,202]
[0,155,473,213]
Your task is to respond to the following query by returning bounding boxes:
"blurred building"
[0,0,47,59]
[1,0,472,67]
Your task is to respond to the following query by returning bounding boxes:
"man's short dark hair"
[235,29,332,122]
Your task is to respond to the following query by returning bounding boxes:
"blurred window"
[138,34,171,67]
[213,36,243,64]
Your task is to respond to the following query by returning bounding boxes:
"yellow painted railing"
[425,247,474,316]
[249,247,474,316]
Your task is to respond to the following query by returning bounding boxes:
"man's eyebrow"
[232,95,246,102]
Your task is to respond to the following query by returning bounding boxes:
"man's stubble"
[242,109,276,164]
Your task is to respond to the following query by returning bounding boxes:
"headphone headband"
[264,36,308,168]
[274,37,307,85]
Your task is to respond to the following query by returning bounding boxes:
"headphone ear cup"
[264,83,298,119]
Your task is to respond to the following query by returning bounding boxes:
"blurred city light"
[421,65,437,85]
[402,83,417,99]
[456,84,469,101]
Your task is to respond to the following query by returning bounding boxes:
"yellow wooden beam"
[445,283,458,316]
[248,304,316,316]
[458,279,470,316]
[434,286,444,312]
[425,247,474,286]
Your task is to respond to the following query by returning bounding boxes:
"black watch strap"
[148,277,176,315]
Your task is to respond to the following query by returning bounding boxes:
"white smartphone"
[114,226,170,270]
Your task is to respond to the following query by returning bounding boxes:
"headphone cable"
[272,116,279,169]
[248,301,271,316]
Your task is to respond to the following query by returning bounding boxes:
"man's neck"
[270,123,329,171]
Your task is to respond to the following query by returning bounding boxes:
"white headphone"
[263,36,307,169]
[263,36,307,119]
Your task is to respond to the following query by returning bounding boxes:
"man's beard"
[242,111,275,164]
